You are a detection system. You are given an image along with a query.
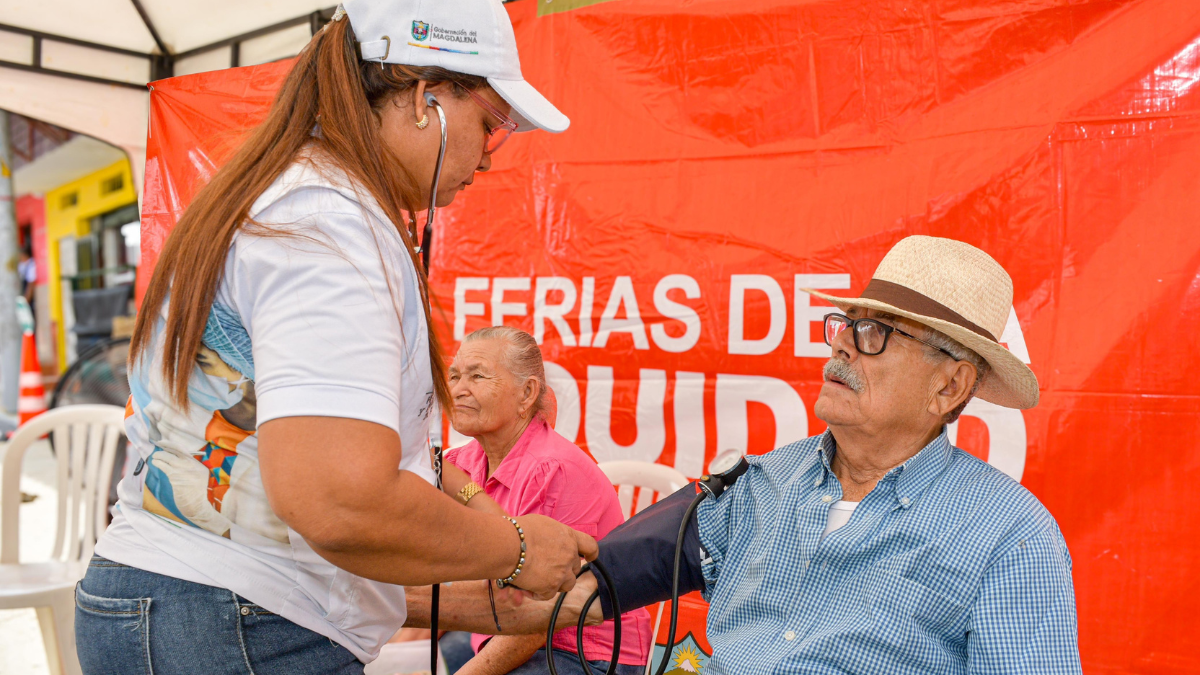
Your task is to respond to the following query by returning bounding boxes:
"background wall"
[138,1,1200,671]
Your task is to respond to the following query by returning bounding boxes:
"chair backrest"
[598,461,689,520]
[1,404,127,565]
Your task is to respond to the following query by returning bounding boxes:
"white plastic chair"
[1,404,127,675]
[597,461,688,675]
[598,461,688,520]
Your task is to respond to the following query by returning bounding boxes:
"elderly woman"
[445,326,651,675]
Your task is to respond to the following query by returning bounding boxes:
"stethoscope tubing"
[426,94,448,674]
[421,93,447,271]
[655,493,704,675]
[548,559,623,675]
[545,491,707,675]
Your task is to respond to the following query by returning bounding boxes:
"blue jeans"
[509,648,645,675]
[439,631,476,673]
[75,556,363,675]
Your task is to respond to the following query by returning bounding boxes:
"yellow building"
[43,159,138,370]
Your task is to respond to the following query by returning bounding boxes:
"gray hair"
[462,326,547,415]
[920,327,991,425]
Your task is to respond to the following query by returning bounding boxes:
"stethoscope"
[425,91,447,675]
[417,94,748,675]
[546,450,749,675]
[419,91,447,273]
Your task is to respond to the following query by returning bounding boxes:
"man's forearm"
[405,578,600,634]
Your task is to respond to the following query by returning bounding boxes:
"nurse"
[75,1,593,673]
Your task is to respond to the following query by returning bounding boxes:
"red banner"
[140,1,1200,672]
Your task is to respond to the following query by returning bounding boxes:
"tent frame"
[0,7,338,90]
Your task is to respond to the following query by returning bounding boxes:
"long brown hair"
[132,17,482,412]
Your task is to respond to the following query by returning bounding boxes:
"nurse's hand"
[508,514,598,600]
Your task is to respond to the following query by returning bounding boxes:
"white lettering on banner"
[673,372,706,476]
[715,374,807,453]
[491,277,529,326]
[593,277,650,350]
[999,307,1032,364]
[544,361,581,442]
[585,366,666,463]
[652,274,702,353]
[728,275,787,355]
[534,278,578,346]
[454,277,489,341]
[794,274,852,357]
[947,399,1027,480]
[579,277,595,347]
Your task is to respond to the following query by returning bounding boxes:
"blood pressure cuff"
[592,484,707,620]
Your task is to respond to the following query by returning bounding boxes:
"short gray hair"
[920,327,990,425]
[462,326,547,415]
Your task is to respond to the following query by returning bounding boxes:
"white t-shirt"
[820,500,859,542]
[96,155,437,662]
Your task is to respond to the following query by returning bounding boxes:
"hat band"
[860,279,998,342]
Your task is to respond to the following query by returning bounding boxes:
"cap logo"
[405,21,481,55]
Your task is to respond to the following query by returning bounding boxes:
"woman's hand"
[507,514,598,600]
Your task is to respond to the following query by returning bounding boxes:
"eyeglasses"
[823,313,957,358]
[463,87,518,154]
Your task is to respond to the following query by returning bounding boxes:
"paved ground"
[1,438,60,675]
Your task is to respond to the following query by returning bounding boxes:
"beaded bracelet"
[495,516,526,588]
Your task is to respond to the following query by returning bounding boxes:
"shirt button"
[900,497,911,507]
[784,631,796,641]
[813,477,823,487]
[821,495,833,503]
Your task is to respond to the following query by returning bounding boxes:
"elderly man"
[572,235,1081,674]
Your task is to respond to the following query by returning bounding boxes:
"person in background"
[441,326,652,675]
[18,244,35,317]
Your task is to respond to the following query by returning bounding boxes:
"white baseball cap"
[341,0,569,133]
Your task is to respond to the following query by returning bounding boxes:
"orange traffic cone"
[18,331,47,425]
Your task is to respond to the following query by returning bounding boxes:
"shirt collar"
[816,427,954,508]
[485,416,547,490]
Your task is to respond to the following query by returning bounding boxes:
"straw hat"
[805,236,1038,409]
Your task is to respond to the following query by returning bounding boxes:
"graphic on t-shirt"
[135,302,290,543]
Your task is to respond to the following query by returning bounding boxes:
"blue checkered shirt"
[696,430,1081,674]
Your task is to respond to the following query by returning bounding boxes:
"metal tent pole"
[0,111,22,415]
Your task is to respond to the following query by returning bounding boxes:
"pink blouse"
[445,417,652,665]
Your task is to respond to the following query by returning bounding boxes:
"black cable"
[655,494,704,675]
[430,444,444,674]
[576,589,599,665]
[430,583,440,672]
[547,560,621,675]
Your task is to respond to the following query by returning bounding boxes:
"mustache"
[823,358,865,393]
